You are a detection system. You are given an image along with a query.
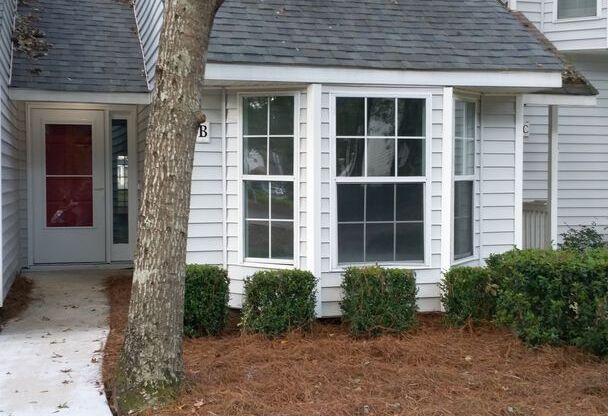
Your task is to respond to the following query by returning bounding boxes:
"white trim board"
[522,94,598,106]
[205,64,563,89]
[9,89,151,105]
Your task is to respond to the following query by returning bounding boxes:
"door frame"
[26,102,139,265]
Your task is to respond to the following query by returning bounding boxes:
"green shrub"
[440,267,496,326]
[559,223,606,253]
[340,266,418,337]
[240,270,317,336]
[488,248,608,356]
[184,265,230,337]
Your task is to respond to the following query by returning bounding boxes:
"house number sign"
[196,120,210,144]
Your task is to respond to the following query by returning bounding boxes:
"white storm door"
[32,109,106,264]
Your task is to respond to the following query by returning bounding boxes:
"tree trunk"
[114,0,224,412]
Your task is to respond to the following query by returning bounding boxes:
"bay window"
[335,96,427,264]
[243,96,295,261]
[557,0,597,19]
[453,100,476,260]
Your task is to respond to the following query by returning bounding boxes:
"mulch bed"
[0,275,34,331]
[103,275,608,416]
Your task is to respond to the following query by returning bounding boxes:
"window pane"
[246,220,269,258]
[271,182,294,220]
[112,119,129,244]
[466,102,476,138]
[396,223,424,261]
[336,97,364,136]
[46,124,92,176]
[245,181,269,219]
[269,96,294,135]
[269,137,293,175]
[454,181,474,259]
[338,224,364,263]
[366,184,394,221]
[465,139,475,176]
[243,97,268,135]
[366,223,394,262]
[336,138,364,177]
[367,139,395,176]
[558,0,596,18]
[337,184,364,222]
[396,183,424,222]
[454,100,465,138]
[398,139,424,176]
[367,98,395,136]
[271,222,294,259]
[398,99,425,137]
[244,137,267,175]
[455,138,464,176]
[46,177,93,227]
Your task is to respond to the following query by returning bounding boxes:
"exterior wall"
[133,0,163,88]
[524,55,608,239]
[517,0,608,51]
[480,96,518,259]
[0,0,26,306]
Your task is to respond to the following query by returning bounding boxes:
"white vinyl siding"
[518,0,607,51]
[134,0,163,88]
[524,55,608,240]
[1,0,26,306]
[480,96,518,260]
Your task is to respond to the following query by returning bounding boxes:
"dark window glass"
[367,98,395,136]
[269,138,293,175]
[244,137,267,175]
[269,96,294,135]
[111,119,129,244]
[243,97,268,135]
[366,223,394,262]
[397,139,424,176]
[396,223,424,261]
[454,181,474,259]
[337,184,365,222]
[271,182,294,220]
[367,139,395,176]
[338,224,364,263]
[271,222,294,259]
[398,99,425,137]
[366,184,394,222]
[336,138,364,177]
[246,221,269,258]
[336,97,365,136]
[245,181,269,219]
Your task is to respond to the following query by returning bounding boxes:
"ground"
[104,275,608,416]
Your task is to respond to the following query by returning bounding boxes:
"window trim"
[329,90,433,270]
[554,0,601,22]
[238,92,301,267]
[452,96,479,265]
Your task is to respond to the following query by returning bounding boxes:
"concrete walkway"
[0,270,128,416]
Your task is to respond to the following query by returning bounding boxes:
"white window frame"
[329,90,433,270]
[238,92,301,267]
[554,0,601,22]
[452,96,479,265]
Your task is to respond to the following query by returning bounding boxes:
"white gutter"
[205,63,563,89]
[8,89,152,105]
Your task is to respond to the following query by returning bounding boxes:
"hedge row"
[441,248,608,356]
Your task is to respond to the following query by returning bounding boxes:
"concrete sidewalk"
[0,270,127,416]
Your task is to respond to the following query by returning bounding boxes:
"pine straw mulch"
[0,275,34,331]
[103,275,608,416]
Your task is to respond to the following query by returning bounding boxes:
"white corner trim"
[548,105,559,247]
[306,84,323,317]
[523,94,597,106]
[205,63,563,89]
[441,87,454,274]
[9,89,152,105]
[514,95,524,249]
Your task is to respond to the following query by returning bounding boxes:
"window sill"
[452,254,479,267]
[241,258,295,269]
[554,15,602,23]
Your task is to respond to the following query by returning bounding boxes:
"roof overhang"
[8,89,151,105]
[205,63,563,90]
[522,94,597,106]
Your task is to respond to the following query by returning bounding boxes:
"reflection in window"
[242,96,295,261]
[454,100,476,260]
[45,124,93,227]
[112,119,129,244]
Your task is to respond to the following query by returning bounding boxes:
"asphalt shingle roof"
[12,0,568,94]
[208,0,564,72]
[11,0,148,93]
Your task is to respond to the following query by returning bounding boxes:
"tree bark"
[114,0,224,412]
